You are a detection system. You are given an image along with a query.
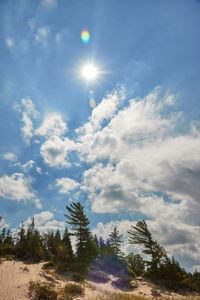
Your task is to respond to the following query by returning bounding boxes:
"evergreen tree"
[126,253,145,276]
[128,220,167,270]
[15,221,27,257]
[65,202,99,276]
[62,226,73,261]
[109,227,123,258]
[65,202,91,261]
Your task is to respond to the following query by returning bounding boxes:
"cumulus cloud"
[56,177,79,194]
[0,172,42,208]
[2,152,17,162]
[0,173,34,202]
[76,86,126,136]
[24,211,65,233]
[74,86,200,269]
[35,113,67,138]
[40,136,75,168]
[92,217,200,269]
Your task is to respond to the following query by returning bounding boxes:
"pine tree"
[62,226,73,261]
[126,253,145,276]
[128,220,167,271]
[65,202,99,276]
[65,202,91,261]
[109,227,123,258]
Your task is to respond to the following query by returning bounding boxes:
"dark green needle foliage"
[65,201,99,277]
[128,220,167,271]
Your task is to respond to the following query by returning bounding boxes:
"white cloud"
[56,177,79,194]
[76,86,125,136]
[5,38,14,48]
[40,136,75,168]
[28,18,35,31]
[35,26,50,46]
[34,199,42,209]
[21,98,39,119]
[74,86,200,270]
[0,217,10,229]
[22,160,35,173]
[42,0,57,8]
[14,98,39,145]
[24,211,65,233]
[35,113,67,138]
[0,173,35,202]
[2,152,17,162]
[36,166,42,174]
[21,112,33,144]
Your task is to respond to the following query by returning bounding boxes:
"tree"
[62,226,73,261]
[65,202,99,266]
[128,220,167,271]
[109,227,123,258]
[126,253,145,276]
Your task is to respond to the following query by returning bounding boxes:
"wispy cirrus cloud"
[14,98,39,145]
[41,0,57,9]
[35,26,50,46]
[5,38,14,48]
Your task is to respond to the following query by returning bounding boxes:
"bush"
[29,281,58,300]
[62,283,84,298]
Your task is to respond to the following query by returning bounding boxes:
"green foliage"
[65,202,99,277]
[128,220,167,271]
[109,227,124,258]
[126,253,145,277]
[29,281,58,300]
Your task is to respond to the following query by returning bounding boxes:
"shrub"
[62,283,84,298]
[29,281,57,300]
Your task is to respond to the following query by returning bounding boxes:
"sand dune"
[0,259,200,300]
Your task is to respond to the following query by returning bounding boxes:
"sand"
[0,259,200,300]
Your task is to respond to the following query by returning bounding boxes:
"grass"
[90,295,200,300]
[29,281,58,300]
[29,280,84,300]
[61,283,84,298]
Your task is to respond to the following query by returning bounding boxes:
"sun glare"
[81,64,98,81]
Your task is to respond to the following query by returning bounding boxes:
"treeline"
[0,203,200,292]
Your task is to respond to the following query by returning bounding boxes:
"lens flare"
[81,30,90,44]
[90,98,96,108]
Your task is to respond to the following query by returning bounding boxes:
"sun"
[81,64,98,81]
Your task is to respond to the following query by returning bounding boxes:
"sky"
[0,0,200,271]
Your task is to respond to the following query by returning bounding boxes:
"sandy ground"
[0,259,200,300]
[0,260,46,300]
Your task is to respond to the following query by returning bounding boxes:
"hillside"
[0,259,200,300]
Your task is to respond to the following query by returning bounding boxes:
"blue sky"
[0,0,200,271]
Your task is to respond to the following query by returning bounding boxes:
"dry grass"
[83,294,200,300]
